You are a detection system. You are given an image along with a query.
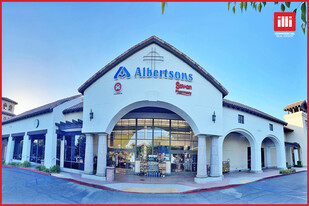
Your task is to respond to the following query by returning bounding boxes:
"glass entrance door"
[107,117,197,174]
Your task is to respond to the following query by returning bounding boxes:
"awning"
[285,142,300,148]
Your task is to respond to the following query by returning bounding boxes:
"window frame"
[238,114,244,124]
[269,123,273,131]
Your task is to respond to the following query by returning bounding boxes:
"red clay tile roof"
[2,97,18,105]
[2,111,16,117]
[2,95,81,125]
[63,102,83,114]
[223,99,287,125]
[283,100,307,112]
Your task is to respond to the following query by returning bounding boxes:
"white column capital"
[197,134,207,138]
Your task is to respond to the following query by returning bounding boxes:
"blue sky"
[2,2,307,120]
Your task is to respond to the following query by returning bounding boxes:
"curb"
[3,165,51,176]
[183,170,307,194]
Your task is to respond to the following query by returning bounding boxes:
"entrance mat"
[122,187,179,193]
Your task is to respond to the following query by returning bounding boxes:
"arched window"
[3,103,7,110]
[8,105,12,111]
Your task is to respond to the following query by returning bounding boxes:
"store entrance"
[107,149,135,174]
[171,152,197,173]
[107,114,198,176]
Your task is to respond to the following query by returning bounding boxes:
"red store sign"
[175,81,192,96]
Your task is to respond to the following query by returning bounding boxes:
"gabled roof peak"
[78,36,228,97]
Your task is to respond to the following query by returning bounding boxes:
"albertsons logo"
[114,66,131,79]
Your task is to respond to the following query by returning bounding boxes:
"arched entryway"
[260,135,285,169]
[106,107,198,175]
[222,129,259,173]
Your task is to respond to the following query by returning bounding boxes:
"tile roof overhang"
[78,36,228,97]
[223,99,287,125]
[283,100,307,113]
[284,126,294,132]
[2,111,16,117]
[2,95,81,125]
[63,102,83,114]
[2,97,18,105]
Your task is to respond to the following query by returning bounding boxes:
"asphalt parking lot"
[2,167,307,204]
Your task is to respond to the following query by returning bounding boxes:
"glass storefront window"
[107,150,135,174]
[64,134,86,170]
[56,136,61,165]
[136,139,152,160]
[108,118,197,173]
[13,137,23,160]
[30,136,45,164]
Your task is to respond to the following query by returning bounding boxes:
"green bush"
[279,168,296,174]
[2,160,5,165]
[35,165,41,170]
[49,165,61,173]
[21,161,31,167]
[43,168,50,173]
[17,163,23,167]
[8,162,18,166]
[35,165,47,171]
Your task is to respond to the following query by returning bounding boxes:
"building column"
[5,135,14,163]
[84,134,94,175]
[196,134,207,178]
[22,135,31,162]
[294,149,299,163]
[96,133,107,177]
[265,147,271,168]
[250,145,262,173]
[60,136,65,168]
[276,142,287,169]
[210,136,220,177]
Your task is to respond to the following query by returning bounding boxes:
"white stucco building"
[2,36,307,183]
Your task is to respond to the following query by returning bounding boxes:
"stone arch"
[105,100,200,135]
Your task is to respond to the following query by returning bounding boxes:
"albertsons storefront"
[2,36,288,183]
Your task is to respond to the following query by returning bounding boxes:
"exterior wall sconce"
[212,111,216,123]
[90,109,94,121]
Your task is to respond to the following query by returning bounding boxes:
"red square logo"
[274,12,296,31]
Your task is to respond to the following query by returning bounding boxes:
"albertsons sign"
[114,66,193,82]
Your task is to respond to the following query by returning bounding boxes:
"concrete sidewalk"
[51,167,307,194]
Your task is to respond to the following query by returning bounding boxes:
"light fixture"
[90,109,94,121]
[212,111,216,123]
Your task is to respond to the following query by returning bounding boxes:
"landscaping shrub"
[43,168,50,173]
[8,162,18,166]
[21,161,31,167]
[49,165,61,173]
[35,165,41,170]
[279,168,296,174]
[35,165,47,171]
[2,160,5,165]
[17,163,23,167]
